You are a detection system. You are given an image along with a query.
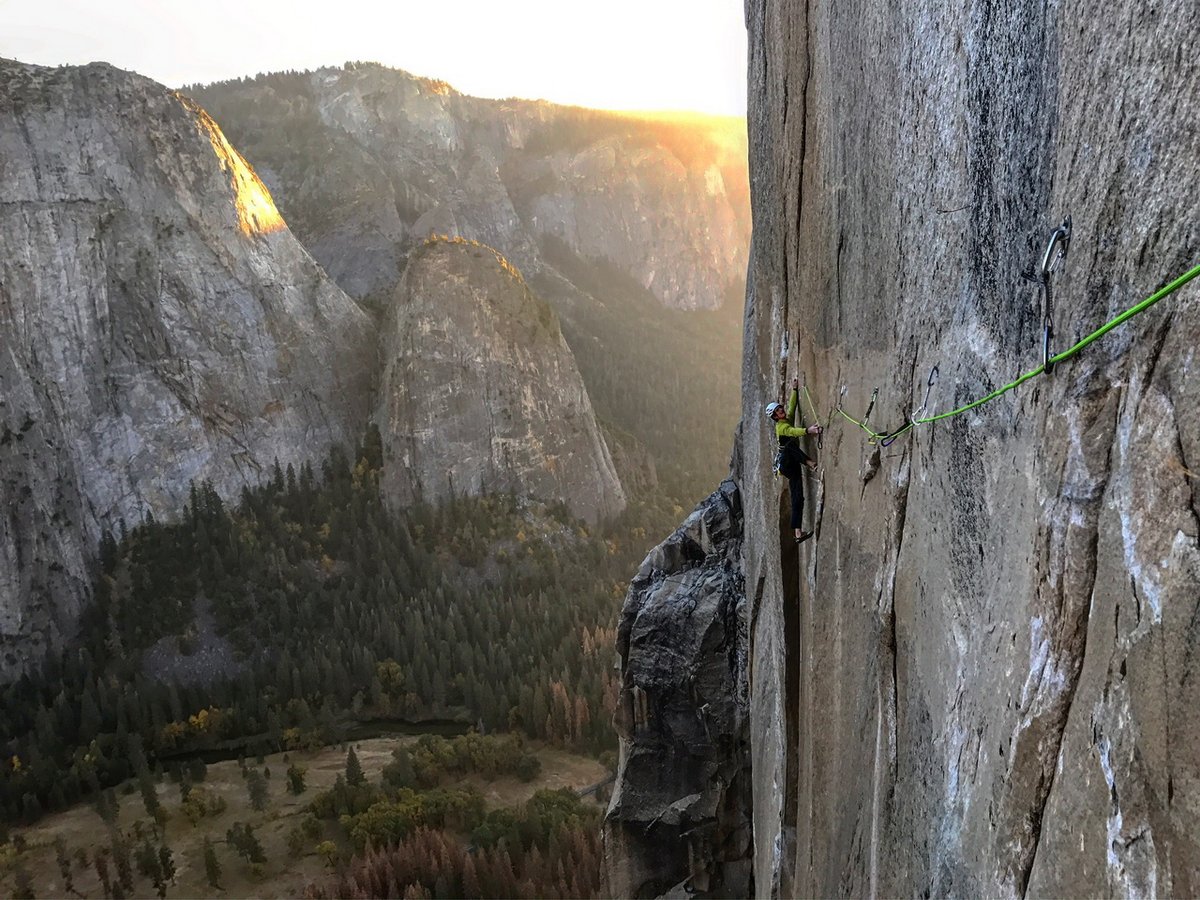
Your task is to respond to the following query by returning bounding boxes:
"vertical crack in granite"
[1016,392,1118,897]
[777,486,802,898]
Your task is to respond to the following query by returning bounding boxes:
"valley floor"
[6,735,607,898]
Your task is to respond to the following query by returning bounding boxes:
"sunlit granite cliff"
[0,59,374,676]
[605,0,1200,895]
[191,64,750,313]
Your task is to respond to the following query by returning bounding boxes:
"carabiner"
[1040,217,1072,280]
[1040,217,1071,374]
[912,365,939,420]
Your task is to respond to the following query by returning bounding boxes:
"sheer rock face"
[0,60,373,677]
[192,65,749,311]
[603,479,751,898]
[601,423,660,498]
[739,0,1200,897]
[376,240,625,523]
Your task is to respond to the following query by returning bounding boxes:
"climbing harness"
[772,445,786,477]
[773,438,812,480]
[1039,217,1072,373]
[833,257,1200,446]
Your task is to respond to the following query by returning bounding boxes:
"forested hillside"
[0,428,674,826]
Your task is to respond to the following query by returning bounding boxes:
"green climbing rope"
[836,405,880,437]
[801,384,821,422]
[838,261,1200,445]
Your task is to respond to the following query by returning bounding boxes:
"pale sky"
[0,0,748,115]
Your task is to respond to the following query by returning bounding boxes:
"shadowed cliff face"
[741,0,1200,897]
[603,480,751,897]
[0,60,373,677]
[376,238,625,523]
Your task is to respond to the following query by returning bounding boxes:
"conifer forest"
[0,425,698,896]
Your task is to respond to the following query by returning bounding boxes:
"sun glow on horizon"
[0,0,748,117]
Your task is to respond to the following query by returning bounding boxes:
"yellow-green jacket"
[775,389,808,442]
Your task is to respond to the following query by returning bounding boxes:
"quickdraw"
[1039,217,1071,373]
[878,365,939,447]
[863,387,878,431]
[832,254,1200,447]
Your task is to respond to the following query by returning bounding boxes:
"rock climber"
[766,377,822,543]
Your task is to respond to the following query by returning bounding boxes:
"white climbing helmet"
[764,402,782,420]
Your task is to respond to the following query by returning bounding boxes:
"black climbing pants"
[788,473,805,529]
[779,442,812,530]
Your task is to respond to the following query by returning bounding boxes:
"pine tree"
[134,838,162,888]
[345,746,366,787]
[286,763,307,795]
[54,835,74,896]
[111,834,134,895]
[157,844,176,896]
[245,769,269,811]
[286,826,308,858]
[226,822,266,864]
[139,772,165,825]
[99,788,121,825]
[177,771,192,804]
[94,849,113,898]
[203,836,222,889]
